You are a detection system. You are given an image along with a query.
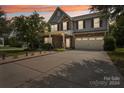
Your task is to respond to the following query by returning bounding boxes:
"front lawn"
[107,48,124,62]
[0,47,25,52]
[107,48,124,76]
[0,47,26,57]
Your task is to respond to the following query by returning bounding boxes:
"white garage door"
[75,37,104,50]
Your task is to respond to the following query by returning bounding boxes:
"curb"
[0,52,56,65]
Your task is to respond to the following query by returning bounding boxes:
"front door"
[66,38,70,48]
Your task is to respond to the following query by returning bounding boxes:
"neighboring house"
[44,7,109,50]
[0,37,4,47]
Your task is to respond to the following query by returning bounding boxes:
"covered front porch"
[43,31,74,49]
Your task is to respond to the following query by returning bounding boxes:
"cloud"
[0,5,90,13]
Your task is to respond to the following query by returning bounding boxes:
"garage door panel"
[75,37,104,50]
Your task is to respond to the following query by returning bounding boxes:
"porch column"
[62,33,65,49]
[48,33,52,44]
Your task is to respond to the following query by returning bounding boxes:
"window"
[63,22,67,30]
[76,38,81,41]
[96,37,103,40]
[93,18,100,28]
[57,11,61,16]
[44,38,49,43]
[51,24,57,31]
[44,37,52,43]
[82,38,88,40]
[89,37,95,40]
[78,20,83,29]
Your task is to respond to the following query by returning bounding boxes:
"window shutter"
[83,20,85,28]
[67,22,69,30]
[91,18,93,28]
[100,19,102,27]
[61,23,63,31]
[76,21,78,29]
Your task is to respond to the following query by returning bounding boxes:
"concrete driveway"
[0,50,124,88]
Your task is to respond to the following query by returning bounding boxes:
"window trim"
[63,22,67,30]
[78,20,84,30]
[93,17,100,28]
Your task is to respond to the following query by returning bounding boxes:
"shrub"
[42,43,53,50]
[9,37,22,47]
[4,37,9,45]
[104,35,116,51]
[113,27,124,47]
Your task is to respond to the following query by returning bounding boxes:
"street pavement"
[0,50,124,88]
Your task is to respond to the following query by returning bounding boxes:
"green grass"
[0,47,47,57]
[0,47,26,57]
[0,47,25,51]
[6,52,26,57]
[116,48,124,52]
[107,48,124,76]
[107,48,124,62]
[54,48,65,52]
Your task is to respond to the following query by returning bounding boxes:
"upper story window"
[51,24,57,31]
[57,11,61,16]
[63,22,67,30]
[78,20,84,30]
[93,18,100,28]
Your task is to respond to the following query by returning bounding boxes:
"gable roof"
[48,7,99,23]
[72,12,100,21]
[65,10,91,17]
[48,7,72,23]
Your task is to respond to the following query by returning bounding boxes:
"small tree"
[104,35,116,51]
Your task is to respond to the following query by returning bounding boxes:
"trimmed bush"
[42,43,53,50]
[104,35,116,51]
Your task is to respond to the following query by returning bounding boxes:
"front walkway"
[0,50,124,88]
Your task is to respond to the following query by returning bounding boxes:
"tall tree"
[11,11,48,49]
[91,5,124,47]
[91,5,124,20]
[0,8,7,37]
[112,14,124,47]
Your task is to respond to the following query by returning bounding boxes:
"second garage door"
[75,37,104,50]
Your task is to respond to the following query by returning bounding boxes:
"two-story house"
[43,7,108,50]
